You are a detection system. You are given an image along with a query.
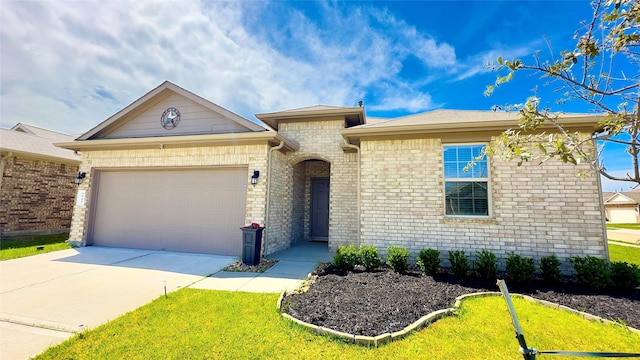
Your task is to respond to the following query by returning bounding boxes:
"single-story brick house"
[1,123,81,236]
[57,81,608,265]
[603,190,640,223]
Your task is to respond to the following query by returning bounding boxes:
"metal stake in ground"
[496,279,640,359]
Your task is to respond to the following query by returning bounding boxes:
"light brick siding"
[263,150,289,255]
[0,156,78,235]
[68,145,269,246]
[360,136,606,273]
[266,119,358,252]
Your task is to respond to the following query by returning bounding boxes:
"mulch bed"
[223,259,278,273]
[281,265,640,337]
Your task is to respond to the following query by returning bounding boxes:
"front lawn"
[607,223,640,230]
[0,233,71,260]
[609,243,640,266]
[36,289,639,359]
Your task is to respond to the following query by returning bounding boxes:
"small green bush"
[333,245,359,271]
[505,253,536,283]
[475,249,498,280]
[386,246,411,273]
[357,245,381,271]
[569,255,610,289]
[539,255,562,283]
[448,250,470,277]
[417,248,441,275]
[610,261,640,290]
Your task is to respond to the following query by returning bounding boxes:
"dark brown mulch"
[281,265,640,337]
[223,259,278,273]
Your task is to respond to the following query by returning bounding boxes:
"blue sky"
[0,0,634,191]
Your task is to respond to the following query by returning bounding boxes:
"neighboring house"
[0,124,81,236]
[57,81,608,268]
[603,190,640,223]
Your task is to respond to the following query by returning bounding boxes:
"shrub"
[475,249,498,280]
[417,248,441,275]
[505,253,536,283]
[357,245,381,271]
[539,255,562,283]
[569,256,611,289]
[448,250,470,277]
[333,245,359,271]
[386,246,411,273]
[610,261,640,290]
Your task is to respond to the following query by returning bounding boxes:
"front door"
[310,177,329,239]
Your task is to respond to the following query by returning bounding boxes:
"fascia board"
[57,132,298,152]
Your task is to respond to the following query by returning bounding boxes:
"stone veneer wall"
[0,156,78,234]
[359,137,606,272]
[68,145,268,246]
[272,119,358,251]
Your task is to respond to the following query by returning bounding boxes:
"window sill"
[440,216,498,225]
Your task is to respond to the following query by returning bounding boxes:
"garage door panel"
[91,168,248,255]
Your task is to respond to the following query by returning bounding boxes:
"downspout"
[264,140,285,254]
[0,152,14,192]
[342,140,361,246]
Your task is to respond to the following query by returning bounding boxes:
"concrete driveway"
[0,247,236,360]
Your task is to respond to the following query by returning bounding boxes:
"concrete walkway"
[1,247,237,360]
[607,229,640,245]
[191,242,332,293]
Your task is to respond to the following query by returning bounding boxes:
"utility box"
[240,227,264,265]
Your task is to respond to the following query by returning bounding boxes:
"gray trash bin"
[240,226,264,265]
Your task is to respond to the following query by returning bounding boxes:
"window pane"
[443,147,457,162]
[444,162,458,178]
[472,145,484,158]
[457,146,472,161]
[444,145,488,179]
[473,162,488,178]
[445,181,488,216]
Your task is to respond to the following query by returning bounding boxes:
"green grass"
[36,290,640,360]
[609,243,640,266]
[607,223,640,230]
[0,233,71,260]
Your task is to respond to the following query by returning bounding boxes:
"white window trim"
[443,143,492,218]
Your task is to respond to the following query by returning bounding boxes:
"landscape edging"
[277,290,639,347]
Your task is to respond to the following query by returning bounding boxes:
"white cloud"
[0,0,493,134]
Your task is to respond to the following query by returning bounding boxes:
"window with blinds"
[443,144,489,216]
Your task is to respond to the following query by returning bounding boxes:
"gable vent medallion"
[160,107,181,130]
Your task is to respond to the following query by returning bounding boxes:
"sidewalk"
[190,242,332,293]
[607,229,640,245]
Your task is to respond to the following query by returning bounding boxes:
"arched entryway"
[289,158,331,245]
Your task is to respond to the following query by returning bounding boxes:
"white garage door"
[90,167,248,255]
[608,208,638,224]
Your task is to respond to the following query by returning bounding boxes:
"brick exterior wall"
[0,156,78,235]
[66,112,606,268]
[68,145,269,246]
[359,136,607,273]
[265,119,359,252]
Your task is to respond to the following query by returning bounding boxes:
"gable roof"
[342,109,603,140]
[604,191,640,205]
[256,105,366,130]
[78,81,267,140]
[1,125,80,163]
[11,123,77,141]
